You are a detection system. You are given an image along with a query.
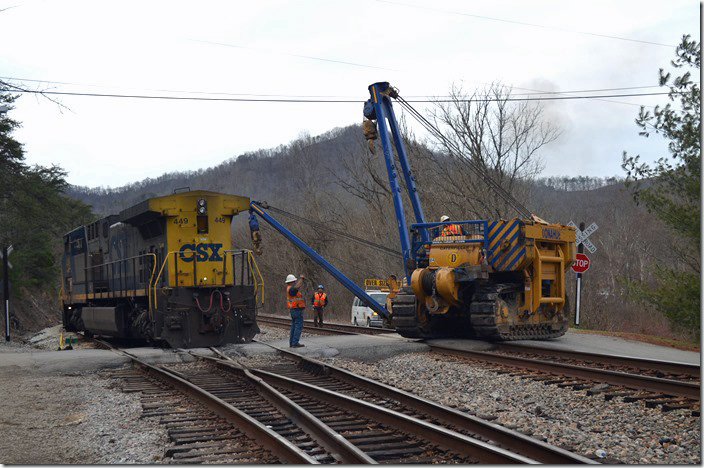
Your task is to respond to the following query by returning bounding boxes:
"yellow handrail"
[247,250,265,305]
[145,253,157,319]
[152,251,181,312]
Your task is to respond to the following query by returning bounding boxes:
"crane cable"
[393,93,534,219]
[263,204,403,259]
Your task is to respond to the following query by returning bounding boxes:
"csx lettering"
[542,228,561,240]
[179,243,223,262]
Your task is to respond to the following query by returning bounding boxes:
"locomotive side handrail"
[82,252,157,313]
[246,250,265,305]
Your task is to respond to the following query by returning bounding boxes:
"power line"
[5,87,670,103]
[189,39,404,73]
[377,0,676,48]
[0,76,662,99]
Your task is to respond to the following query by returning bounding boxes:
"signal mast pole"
[574,222,585,328]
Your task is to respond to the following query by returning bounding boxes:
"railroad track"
[257,313,396,336]
[98,339,594,464]
[430,343,701,416]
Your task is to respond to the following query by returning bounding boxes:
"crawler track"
[430,343,700,416]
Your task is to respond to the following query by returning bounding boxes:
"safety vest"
[314,292,327,308]
[441,224,461,236]
[287,285,305,309]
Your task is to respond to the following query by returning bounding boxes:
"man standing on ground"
[285,274,306,348]
[312,284,328,328]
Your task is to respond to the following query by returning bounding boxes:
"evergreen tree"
[622,35,701,339]
[0,82,94,293]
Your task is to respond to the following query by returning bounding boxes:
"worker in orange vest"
[312,285,328,328]
[285,273,306,348]
[440,215,462,236]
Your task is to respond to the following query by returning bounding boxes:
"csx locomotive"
[61,190,261,348]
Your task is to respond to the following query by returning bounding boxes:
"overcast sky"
[0,0,699,188]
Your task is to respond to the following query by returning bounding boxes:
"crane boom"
[249,201,389,319]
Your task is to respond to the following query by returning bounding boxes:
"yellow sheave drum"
[60,190,263,348]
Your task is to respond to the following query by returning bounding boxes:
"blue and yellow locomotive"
[61,190,261,348]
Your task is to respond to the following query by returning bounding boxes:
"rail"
[97,339,318,463]
[430,343,700,400]
[232,342,594,464]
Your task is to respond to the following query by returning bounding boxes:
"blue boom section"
[249,201,390,319]
[365,82,428,283]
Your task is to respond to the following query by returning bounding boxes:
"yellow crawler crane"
[364,82,577,340]
[391,219,576,340]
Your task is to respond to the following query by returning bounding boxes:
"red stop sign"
[571,253,590,273]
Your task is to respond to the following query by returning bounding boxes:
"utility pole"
[3,245,9,341]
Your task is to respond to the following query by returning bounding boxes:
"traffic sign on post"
[571,253,590,273]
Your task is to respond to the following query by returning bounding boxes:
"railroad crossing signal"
[568,221,598,254]
[0,245,13,269]
[571,253,590,273]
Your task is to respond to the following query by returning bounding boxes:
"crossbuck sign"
[567,221,598,253]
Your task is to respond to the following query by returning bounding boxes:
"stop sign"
[571,253,590,273]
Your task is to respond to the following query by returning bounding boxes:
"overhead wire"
[0,76,663,100]
[3,87,671,103]
[376,0,676,48]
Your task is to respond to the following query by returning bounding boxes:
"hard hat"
[440,215,450,222]
[285,274,297,283]
[318,284,324,289]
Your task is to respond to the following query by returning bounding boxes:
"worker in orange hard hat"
[312,284,328,328]
[285,274,306,348]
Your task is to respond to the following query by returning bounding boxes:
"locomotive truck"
[61,190,261,348]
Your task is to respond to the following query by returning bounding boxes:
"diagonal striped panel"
[488,220,525,271]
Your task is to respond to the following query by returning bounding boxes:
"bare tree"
[423,82,560,218]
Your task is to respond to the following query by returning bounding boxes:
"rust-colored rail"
[431,344,700,400]
[496,343,700,379]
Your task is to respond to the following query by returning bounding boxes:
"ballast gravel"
[317,353,701,465]
[249,324,702,464]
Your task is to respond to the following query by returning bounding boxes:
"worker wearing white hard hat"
[439,215,462,237]
[285,273,306,348]
[312,284,328,328]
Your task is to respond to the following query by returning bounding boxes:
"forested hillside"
[66,124,687,340]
